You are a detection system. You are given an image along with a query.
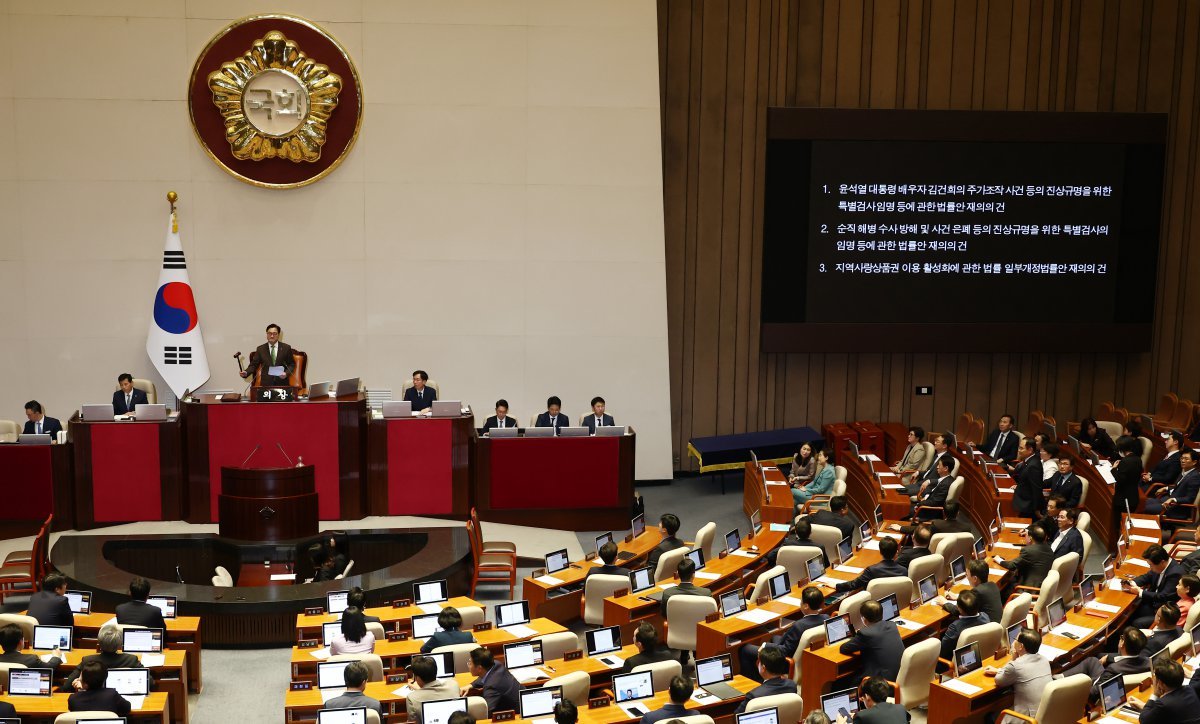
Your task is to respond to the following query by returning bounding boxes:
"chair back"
[746,693,805,722]
[676,717,716,724]
[955,413,973,443]
[366,622,385,642]
[830,479,847,498]
[253,349,309,392]
[895,638,940,708]
[866,576,913,607]
[431,643,479,673]
[921,441,936,466]
[654,547,688,583]
[957,622,1004,659]
[1078,478,1090,508]
[1186,602,1200,633]
[365,711,381,724]
[0,613,37,642]
[533,631,579,661]
[1033,571,1061,627]
[792,627,826,683]
[907,553,945,585]
[1140,437,1153,467]
[1051,553,1079,604]
[945,477,965,504]
[465,520,483,560]
[1031,674,1091,724]
[808,524,844,565]
[583,574,632,625]
[546,670,591,705]
[834,465,848,482]
[458,606,487,629]
[776,546,826,585]
[54,714,122,723]
[0,662,27,677]
[1097,420,1123,438]
[968,418,985,445]
[694,522,717,560]
[631,659,682,691]
[466,696,489,720]
[932,533,973,575]
[747,566,787,603]
[328,653,384,682]
[0,419,19,443]
[133,379,158,404]
[1168,632,1193,660]
[214,566,233,586]
[837,591,872,629]
[999,593,1033,631]
[664,595,717,654]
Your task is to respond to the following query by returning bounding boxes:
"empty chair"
[0,420,19,444]
[533,631,580,662]
[632,659,682,691]
[834,465,848,482]
[776,546,826,584]
[328,653,384,682]
[957,622,1004,660]
[1030,571,1061,628]
[458,606,486,629]
[746,693,805,723]
[838,591,872,629]
[54,714,123,723]
[931,533,974,574]
[546,670,591,706]
[664,595,717,664]
[693,522,717,560]
[894,638,940,710]
[466,519,516,597]
[654,546,688,583]
[1186,604,1200,634]
[465,696,489,720]
[806,479,848,512]
[907,554,946,586]
[999,593,1033,632]
[1050,553,1079,605]
[746,565,787,602]
[676,717,716,724]
[866,576,913,607]
[583,574,631,625]
[998,673,1091,724]
[213,566,233,586]
[470,507,517,558]
[1077,479,1089,508]
[432,642,479,673]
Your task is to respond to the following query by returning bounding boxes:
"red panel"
[91,424,161,522]
[387,420,453,515]
[206,404,341,520]
[489,438,620,509]
[0,446,55,520]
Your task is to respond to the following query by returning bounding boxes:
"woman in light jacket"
[788,443,816,486]
[792,448,835,506]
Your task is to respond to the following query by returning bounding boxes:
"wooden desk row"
[522,529,663,623]
[296,596,485,641]
[0,692,170,724]
[68,613,203,696]
[15,648,189,724]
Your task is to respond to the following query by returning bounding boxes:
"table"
[72,613,203,696]
[295,596,484,641]
[473,434,636,530]
[0,442,75,533]
[70,417,182,528]
[367,416,474,516]
[182,394,368,523]
[742,462,794,526]
[31,648,189,724]
[522,529,661,623]
[688,426,822,474]
[0,691,169,723]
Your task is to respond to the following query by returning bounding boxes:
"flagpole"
[167,190,178,232]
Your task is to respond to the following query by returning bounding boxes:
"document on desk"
[878,532,903,540]
[1003,522,1028,529]
[775,595,805,607]
[834,565,864,574]
[940,679,982,695]
[997,487,1015,493]
[1085,601,1121,613]
[815,576,844,587]
[765,481,789,487]
[731,549,758,557]
[694,571,720,580]
[309,646,331,660]
[535,575,565,585]
[139,653,165,667]
[1038,644,1068,661]
[736,609,778,625]
[500,624,537,638]
[1050,622,1094,639]
[862,539,881,550]
[882,484,906,490]
[1124,557,1149,568]
[895,618,923,630]
[122,695,146,710]
[1130,518,1158,530]
[989,569,1008,578]
[1130,534,1159,543]
[392,684,413,697]
[1107,578,1126,591]
[993,542,1020,549]
[659,582,678,590]
[268,365,286,378]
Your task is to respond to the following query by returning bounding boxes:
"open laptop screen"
[719,591,746,617]
[631,566,653,593]
[66,590,91,615]
[414,580,448,605]
[585,626,622,656]
[612,671,654,703]
[123,628,164,654]
[7,668,51,696]
[147,595,177,619]
[411,613,444,640]
[421,698,468,724]
[519,686,563,719]
[695,654,733,686]
[495,601,531,627]
[632,514,646,538]
[1097,675,1126,713]
[326,590,350,614]
[503,641,544,669]
[545,550,570,575]
[318,708,368,724]
[32,625,72,651]
[821,688,860,721]
[953,642,982,677]
[725,529,741,552]
[317,661,352,689]
[806,556,825,583]
[824,614,853,645]
[768,572,790,599]
[736,707,779,724]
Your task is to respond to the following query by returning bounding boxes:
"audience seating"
[745,693,804,722]
[692,522,717,559]
[533,632,578,661]
[583,574,631,624]
[895,638,939,710]
[998,673,1090,724]
[329,653,384,681]
[433,642,479,673]
[654,547,688,582]
[1050,553,1079,604]
[469,508,517,558]
[664,594,717,664]
[547,670,591,705]
[957,622,1003,660]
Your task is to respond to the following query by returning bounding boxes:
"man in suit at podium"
[404,370,437,412]
[482,400,516,433]
[240,323,294,387]
[583,396,615,433]
[535,396,568,433]
[112,373,148,416]
[23,400,62,437]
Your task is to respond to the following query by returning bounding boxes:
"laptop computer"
[806,555,826,584]
[326,590,350,615]
[725,528,742,553]
[836,536,853,564]
[82,403,116,421]
[308,381,333,399]
[495,600,531,629]
[317,660,353,702]
[382,400,413,418]
[1097,674,1134,715]
[334,378,360,397]
[7,668,52,696]
[411,613,444,640]
[917,575,939,604]
[820,688,861,721]
[632,513,646,538]
[872,504,883,529]
[108,667,150,708]
[611,671,655,717]
[736,707,779,724]
[420,697,468,724]
[318,708,368,724]
[32,625,72,651]
[596,425,626,437]
[490,426,519,438]
[719,590,747,618]
[558,426,589,437]
[695,653,741,699]
[1079,576,1096,605]
[768,571,791,600]
[519,685,563,721]
[1044,597,1068,633]
[949,556,967,583]
[122,628,164,654]
[858,520,871,547]
[545,549,571,575]
[147,595,177,619]
[585,626,623,666]
[686,548,706,570]
[631,566,655,594]
[17,434,52,445]
[973,537,986,559]
[503,640,547,683]
[524,427,556,438]
[66,590,91,615]
[595,532,615,554]
[414,580,449,606]
[824,614,854,645]
[1006,622,1022,649]
[750,509,763,536]
[134,404,167,421]
[322,621,343,647]
[431,401,462,418]
[953,642,982,677]
[425,651,455,678]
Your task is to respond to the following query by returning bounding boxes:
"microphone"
[175,565,185,584]
[241,444,261,468]
[276,442,295,466]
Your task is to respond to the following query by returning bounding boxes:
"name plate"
[253,386,298,402]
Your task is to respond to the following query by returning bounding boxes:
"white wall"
[0,0,673,479]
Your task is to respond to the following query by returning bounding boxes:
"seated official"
[419,606,475,654]
[1147,450,1200,526]
[68,661,132,716]
[322,532,350,577]
[23,400,62,437]
[588,542,628,579]
[1129,658,1200,721]
[641,675,692,724]
[116,576,166,630]
[462,647,520,715]
[835,537,906,593]
[984,629,1051,724]
[347,587,381,624]
[0,623,61,669]
[406,655,461,724]
[323,660,383,716]
[112,373,149,416]
[553,700,578,724]
[891,426,927,485]
[839,600,904,681]
[482,399,517,433]
[28,572,73,626]
[1143,603,1183,654]
[735,646,797,714]
[1062,626,1149,682]
[905,433,955,496]
[1037,442,1060,482]
[980,414,1020,463]
[789,443,817,485]
[583,396,615,433]
[331,607,375,655]
[67,626,145,688]
[621,622,675,673]
[1045,457,1083,509]
[659,558,712,608]
[896,525,933,570]
[405,370,437,412]
[909,457,954,520]
[1178,575,1199,621]
[1029,495,1065,545]
[1126,545,1184,628]
[1078,417,1117,458]
[793,448,836,507]
[1144,432,1185,486]
[1050,508,1085,561]
[939,589,991,660]
[843,676,909,724]
[894,500,971,536]
[941,559,1003,625]
[995,525,1053,597]
[768,519,829,568]
[738,585,827,680]
[309,545,337,582]
[240,323,294,387]
[535,396,568,433]
[646,513,686,572]
[801,495,855,541]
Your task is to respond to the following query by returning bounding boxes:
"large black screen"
[761,109,1166,352]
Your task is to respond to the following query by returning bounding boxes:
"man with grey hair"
[323,660,382,715]
[67,626,144,688]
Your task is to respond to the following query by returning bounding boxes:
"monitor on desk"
[632,513,646,538]
[595,532,614,553]
[749,509,763,536]
[1097,674,1127,714]
[321,621,342,647]
[66,590,91,615]
[695,654,734,686]
[719,590,746,618]
[545,549,570,575]
[918,575,938,604]
[318,708,367,724]
[134,403,167,421]
[17,434,51,445]
[32,625,72,651]
[725,528,741,553]
[847,439,860,460]
[326,590,350,615]
[1066,435,1083,456]
[334,378,360,397]
[768,571,790,599]
[107,668,150,697]
[382,401,412,418]
[81,403,116,421]
[596,425,626,437]
[1102,554,1115,578]
[307,381,332,399]
[426,651,454,678]
[1041,420,1057,442]
[686,548,706,570]
[519,685,563,720]
[612,671,654,703]
[737,707,779,724]
[1045,598,1067,629]
[1079,576,1096,604]
[631,566,653,593]
[411,613,444,640]
[858,521,871,547]
[806,555,826,584]
[503,640,544,670]
[495,600,531,628]
[1006,622,1022,648]
[872,504,882,529]
[585,625,622,656]
[953,641,982,677]
[820,688,860,722]
[973,537,986,559]
[877,593,900,622]
[122,628,164,654]
[414,579,449,605]
[420,698,468,724]
[490,426,519,438]
[836,536,853,564]
[431,400,462,418]
[824,613,854,645]
[147,595,177,619]
[7,668,51,696]
[524,427,555,438]
[558,426,589,437]
[949,555,967,582]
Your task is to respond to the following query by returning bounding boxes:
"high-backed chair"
[465,696,489,720]
[253,348,309,394]
[546,670,591,706]
[1168,631,1193,660]
[0,614,37,642]
[895,638,940,709]
[583,574,631,625]
[1050,553,1079,605]
[693,522,717,560]
[432,643,479,673]
[400,379,442,399]
[834,465,848,482]
[916,477,964,519]
[1139,437,1153,468]
[957,622,1003,659]
[866,577,913,607]
[1097,420,1123,439]
[470,508,517,558]
[328,653,384,681]
[776,546,826,584]
[54,714,122,723]
[808,524,844,565]
[0,420,20,443]
[1077,479,1090,509]
[805,479,848,512]
[654,547,688,583]
[838,591,872,629]
[1185,603,1200,634]
[791,627,826,684]
[458,606,485,629]
[1029,571,1061,628]
[365,622,385,642]
[676,716,716,724]
[664,595,717,664]
[213,566,233,586]
[533,631,580,662]
[745,693,804,722]
[466,519,516,597]
[632,659,682,691]
[998,673,1091,724]
[1000,593,1033,631]
[908,554,946,586]
[746,565,787,602]
[931,533,974,575]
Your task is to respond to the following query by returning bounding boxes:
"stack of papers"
[862,539,881,550]
[392,684,413,697]
[775,595,805,607]
[989,568,1008,577]
[882,484,906,490]
[993,542,1019,550]
[765,481,788,487]
[1085,601,1121,614]
[940,679,981,695]
[309,647,331,660]
[270,573,296,581]
[1106,578,1126,591]
[736,609,778,625]
[535,575,565,585]
[815,575,844,587]
[769,523,790,532]
[895,618,923,630]
[694,571,720,580]
[862,454,882,462]
[1130,534,1160,543]
[500,624,536,638]
[1130,519,1158,530]
[1050,622,1094,639]
[1003,522,1028,529]
[418,603,443,614]
[1039,644,1068,661]
[731,549,758,558]
[659,582,678,590]
[512,667,547,683]
[139,653,165,667]
[1124,557,1149,568]
[834,565,864,574]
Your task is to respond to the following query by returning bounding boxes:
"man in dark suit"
[112,373,149,416]
[980,414,1020,463]
[404,370,437,412]
[939,589,991,660]
[347,588,381,624]
[482,399,517,433]
[802,496,855,542]
[835,537,906,593]
[840,600,904,681]
[65,626,145,687]
[1050,508,1085,561]
[895,501,971,536]
[1131,659,1200,722]
[851,677,911,724]
[768,519,829,568]
[1030,496,1065,545]
[738,586,828,680]
[1011,440,1046,519]
[1144,603,1183,655]
[641,676,693,724]
[659,558,712,609]
[646,513,687,573]
[1144,432,1186,487]
[943,559,1003,625]
[910,458,954,520]
[620,623,676,674]
[734,646,798,714]
[1046,457,1083,509]
[535,396,568,433]
[906,433,955,496]
[0,623,61,669]
[240,323,295,387]
[115,577,166,630]
[463,647,520,715]
[67,661,132,716]
[23,400,62,437]
[28,573,73,626]
[1150,450,1200,529]
[896,525,933,570]
[1061,628,1150,696]
[587,542,629,579]
[995,524,1053,596]
[1128,545,1185,628]
[582,396,615,433]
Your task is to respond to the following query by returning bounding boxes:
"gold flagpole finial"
[167,191,179,233]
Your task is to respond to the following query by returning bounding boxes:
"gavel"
[234,351,245,374]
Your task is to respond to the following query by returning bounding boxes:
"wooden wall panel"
[659,0,1200,470]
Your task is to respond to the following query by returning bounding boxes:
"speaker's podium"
[218,464,318,541]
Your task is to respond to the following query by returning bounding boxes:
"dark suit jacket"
[23,416,63,437]
[916,475,954,510]
[247,341,295,386]
[620,645,675,674]
[0,649,61,669]
[1032,515,1059,543]
[840,620,904,681]
[855,701,911,723]
[1146,627,1182,655]
[586,564,628,579]
[419,628,475,655]
[982,429,1020,461]
[1051,527,1084,561]
[641,702,689,724]
[68,687,132,716]
[1000,542,1053,589]
[1100,654,1150,678]
[534,412,568,431]
[915,452,953,487]
[899,517,972,536]
[1165,470,1200,519]
[1079,428,1117,458]
[776,613,828,657]
[896,546,932,571]
[1013,458,1045,517]
[660,582,713,609]
[1047,472,1082,509]
[940,613,991,660]
[646,536,686,572]
[482,415,517,433]
[836,560,908,593]
[1138,683,1200,724]
[803,510,855,542]
[1134,561,1185,609]
[112,387,149,415]
[404,385,437,412]
[471,664,521,714]
[969,581,1004,626]
[0,701,13,717]
[1149,453,1183,485]
[116,600,166,630]
[582,414,616,433]
[28,590,73,626]
[66,651,145,685]
[734,676,797,714]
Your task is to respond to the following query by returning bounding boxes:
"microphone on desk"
[241,444,261,468]
[175,565,185,584]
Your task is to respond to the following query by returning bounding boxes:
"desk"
[182,395,368,522]
[367,416,473,516]
[70,417,182,527]
[71,613,203,696]
[32,648,189,724]
[688,427,822,473]
[285,676,471,722]
[295,596,484,641]
[0,442,74,532]
[522,530,660,623]
[742,463,793,526]
[0,691,169,723]
[473,435,635,531]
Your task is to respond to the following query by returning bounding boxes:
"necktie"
[499,419,504,428]
[992,432,1006,457]
[36,421,41,435]
[418,390,423,399]
[596,416,603,427]
[126,394,132,410]
[270,344,276,364]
